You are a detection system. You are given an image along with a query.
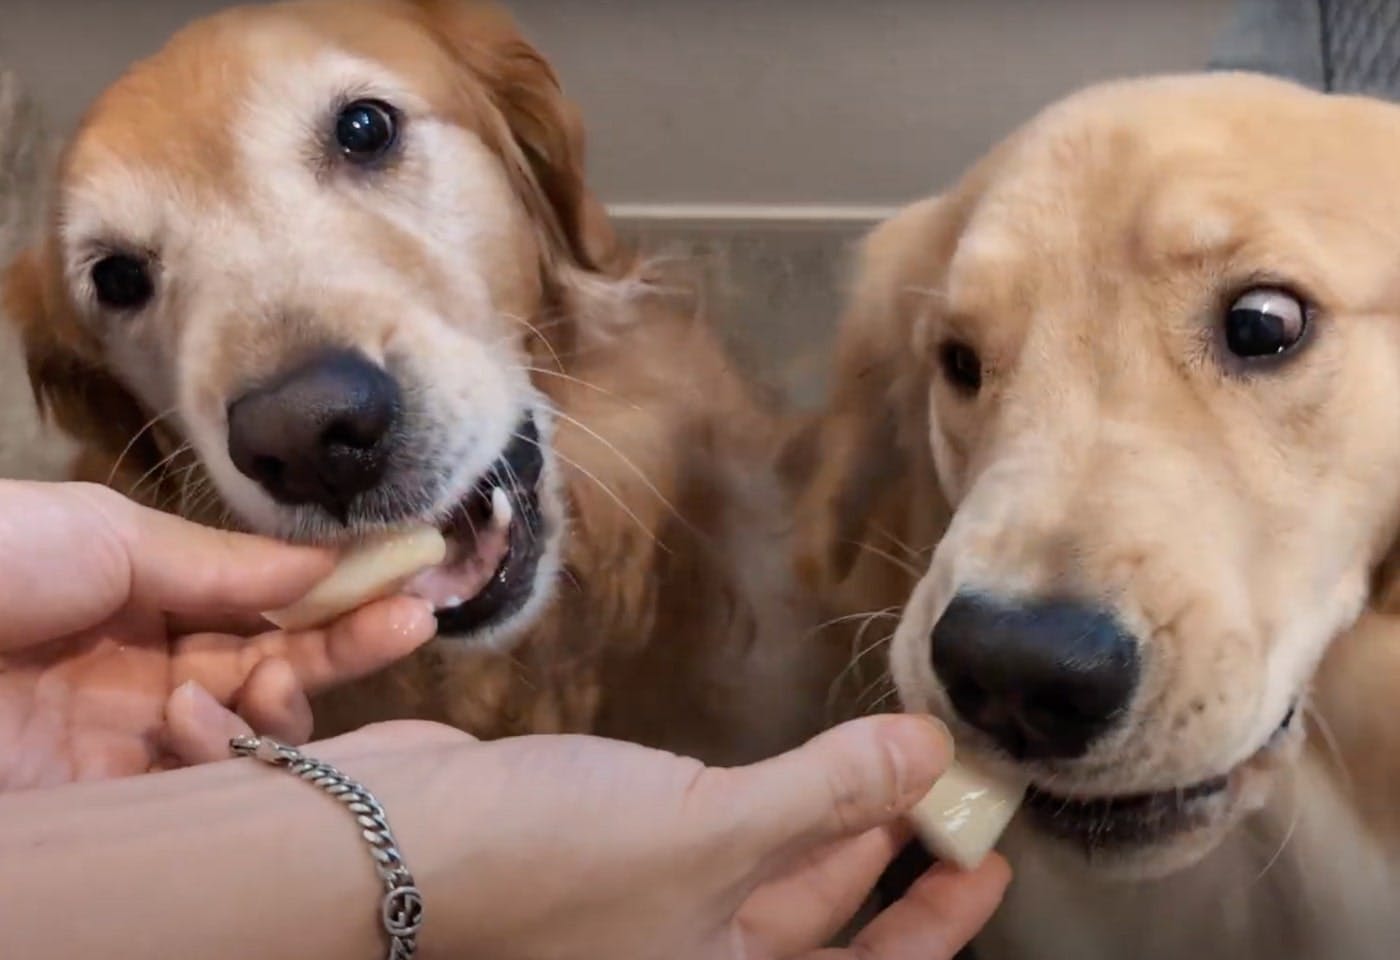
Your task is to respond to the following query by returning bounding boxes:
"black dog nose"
[930,593,1140,760]
[226,349,401,517]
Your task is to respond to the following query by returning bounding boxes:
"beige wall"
[2,0,1228,207]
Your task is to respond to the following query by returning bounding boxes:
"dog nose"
[930,593,1140,760]
[226,349,401,516]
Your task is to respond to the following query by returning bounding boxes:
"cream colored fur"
[801,72,1400,959]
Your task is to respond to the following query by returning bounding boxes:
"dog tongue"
[402,489,513,610]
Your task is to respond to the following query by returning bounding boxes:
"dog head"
[804,73,1400,877]
[3,0,630,649]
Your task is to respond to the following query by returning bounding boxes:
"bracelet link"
[231,735,422,960]
[230,733,299,765]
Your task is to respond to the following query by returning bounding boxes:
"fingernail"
[174,680,228,730]
[919,713,953,754]
[886,715,953,804]
[396,597,439,641]
[264,659,302,715]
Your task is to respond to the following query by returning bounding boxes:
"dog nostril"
[947,678,990,714]
[1027,691,1101,727]
[322,415,385,452]
[250,455,286,486]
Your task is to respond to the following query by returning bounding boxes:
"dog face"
[805,74,1400,877]
[3,0,625,650]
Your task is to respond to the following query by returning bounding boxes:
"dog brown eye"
[1224,287,1306,359]
[91,254,154,310]
[335,99,398,163]
[939,340,983,395]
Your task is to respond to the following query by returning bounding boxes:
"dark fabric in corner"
[1210,0,1400,97]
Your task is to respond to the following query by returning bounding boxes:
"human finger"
[101,489,335,615]
[234,657,315,745]
[807,855,1011,960]
[163,680,255,765]
[717,715,951,858]
[739,822,912,957]
[173,596,437,702]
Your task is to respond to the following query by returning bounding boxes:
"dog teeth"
[490,487,513,529]
[441,595,464,610]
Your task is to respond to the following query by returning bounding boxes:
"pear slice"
[263,525,447,632]
[908,755,1028,871]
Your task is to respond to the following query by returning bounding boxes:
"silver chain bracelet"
[230,735,424,960]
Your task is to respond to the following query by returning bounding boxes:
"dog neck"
[979,734,1399,960]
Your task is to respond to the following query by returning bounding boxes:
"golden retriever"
[3,0,831,766]
[800,72,1400,959]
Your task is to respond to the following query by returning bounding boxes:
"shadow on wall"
[0,69,75,481]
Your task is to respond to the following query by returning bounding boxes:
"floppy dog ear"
[3,245,161,486]
[792,197,960,590]
[412,0,622,276]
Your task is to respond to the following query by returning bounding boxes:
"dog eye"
[938,340,983,395]
[335,99,399,163]
[91,254,154,310]
[1224,287,1307,359]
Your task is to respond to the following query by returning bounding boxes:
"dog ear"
[412,0,622,276]
[792,197,961,590]
[3,244,161,484]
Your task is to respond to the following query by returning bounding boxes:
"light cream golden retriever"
[800,72,1400,959]
[3,0,831,765]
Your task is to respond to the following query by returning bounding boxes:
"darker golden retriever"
[4,0,831,765]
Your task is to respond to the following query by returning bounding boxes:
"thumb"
[72,482,335,615]
[729,714,952,856]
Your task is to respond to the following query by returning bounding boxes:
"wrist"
[306,724,499,959]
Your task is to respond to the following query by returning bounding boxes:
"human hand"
[0,480,437,790]
[362,714,1008,960]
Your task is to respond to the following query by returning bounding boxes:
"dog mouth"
[400,414,548,635]
[1023,703,1298,853]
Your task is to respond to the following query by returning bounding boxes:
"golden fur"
[3,0,830,765]
[801,73,1400,958]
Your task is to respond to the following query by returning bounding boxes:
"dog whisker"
[499,310,566,374]
[1302,699,1353,794]
[128,441,194,503]
[852,669,898,715]
[161,455,215,517]
[105,406,177,488]
[825,616,898,717]
[864,688,899,714]
[1252,773,1300,885]
[841,539,925,579]
[809,605,902,638]
[550,408,707,551]
[515,429,669,555]
[518,366,645,414]
[869,521,934,562]
[827,625,899,721]
[182,479,226,526]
